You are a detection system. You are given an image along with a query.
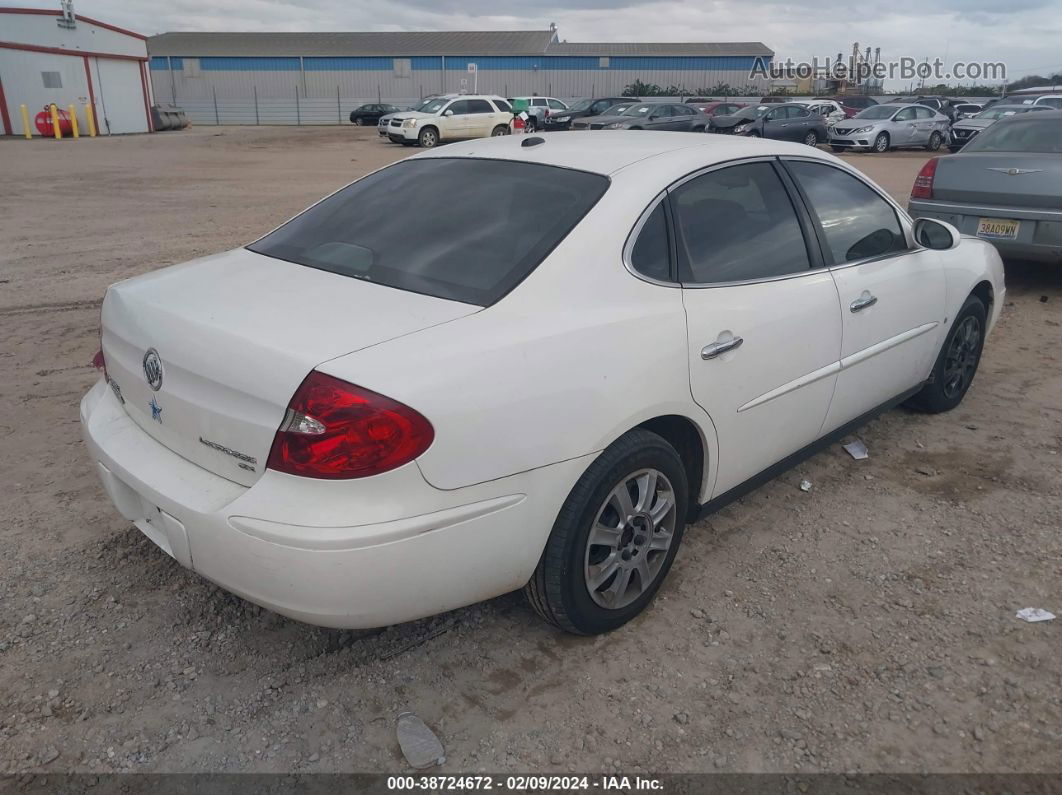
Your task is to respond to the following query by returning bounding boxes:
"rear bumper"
[80,379,586,628]
[909,200,1062,263]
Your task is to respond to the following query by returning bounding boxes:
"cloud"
[18,0,1062,86]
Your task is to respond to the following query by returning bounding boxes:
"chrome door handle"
[701,337,744,359]
[850,295,878,312]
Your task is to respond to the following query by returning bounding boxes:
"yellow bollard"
[68,104,79,138]
[49,103,61,139]
[85,103,97,137]
[20,104,32,139]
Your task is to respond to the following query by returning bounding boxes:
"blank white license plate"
[976,218,1020,240]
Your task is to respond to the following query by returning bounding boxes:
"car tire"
[491,124,510,136]
[747,130,761,137]
[873,132,890,153]
[417,127,439,148]
[926,131,943,151]
[906,294,987,414]
[803,130,819,146]
[353,117,362,126]
[830,145,846,152]
[525,428,689,635]
[524,117,537,133]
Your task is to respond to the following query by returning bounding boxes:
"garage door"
[92,57,148,134]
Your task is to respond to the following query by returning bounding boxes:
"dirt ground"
[1,126,1059,776]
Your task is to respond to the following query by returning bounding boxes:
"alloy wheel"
[583,469,677,610]
[804,131,818,146]
[941,315,981,399]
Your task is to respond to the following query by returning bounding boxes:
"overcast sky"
[27,0,1062,88]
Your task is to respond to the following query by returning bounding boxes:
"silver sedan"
[829,103,950,153]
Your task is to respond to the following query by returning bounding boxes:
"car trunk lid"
[101,247,477,486]
[932,152,1062,209]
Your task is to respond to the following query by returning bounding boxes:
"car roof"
[410,130,840,177]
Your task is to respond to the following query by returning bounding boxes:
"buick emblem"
[143,348,164,392]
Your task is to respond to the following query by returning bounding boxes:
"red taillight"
[92,348,107,379]
[266,371,434,480]
[911,157,939,200]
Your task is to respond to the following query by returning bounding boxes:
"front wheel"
[926,131,944,151]
[525,428,689,635]
[872,132,890,153]
[803,130,819,146]
[417,127,439,148]
[353,117,363,126]
[906,294,987,413]
[491,124,510,137]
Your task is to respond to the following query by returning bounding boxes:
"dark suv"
[547,97,630,129]
[896,96,958,122]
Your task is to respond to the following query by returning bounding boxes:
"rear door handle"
[850,294,878,312]
[701,336,744,359]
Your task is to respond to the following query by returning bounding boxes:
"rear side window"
[249,159,609,306]
[787,161,906,263]
[466,99,493,114]
[630,202,670,281]
[671,163,811,284]
[492,99,512,113]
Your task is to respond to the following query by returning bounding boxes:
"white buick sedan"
[81,133,1004,635]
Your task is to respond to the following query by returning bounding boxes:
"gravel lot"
[1,126,1059,776]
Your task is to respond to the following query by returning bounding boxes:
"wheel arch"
[970,279,994,313]
[634,414,713,520]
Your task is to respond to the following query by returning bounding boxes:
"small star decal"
[149,396,163,423]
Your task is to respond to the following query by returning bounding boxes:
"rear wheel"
[906,294,987,413]
[926,131,944,151]
[525,429,689,635]
[524,116,537,133]
[873,132,890,153]
[491,124,509,136]
[417,127,439,148]
[803,130,819,146]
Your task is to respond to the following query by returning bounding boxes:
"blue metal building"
[147,29,773,125]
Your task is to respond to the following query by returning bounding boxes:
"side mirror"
[444,109,454,117]
[913,217,960,250]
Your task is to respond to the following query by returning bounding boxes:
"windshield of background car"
[568,99,593,112]
[602,104,634,115]
[621,103,654,116]
[962,117,1062,154]
[855,105,899,120]
[420,98,450,114]
[976,107,1020,120]
[248,159,610,307]
[732,105,770,120]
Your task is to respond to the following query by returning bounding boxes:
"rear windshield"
[962,117,1062,153]
[248,158,609,306]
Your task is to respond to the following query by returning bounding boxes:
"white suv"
[387,95,513,147]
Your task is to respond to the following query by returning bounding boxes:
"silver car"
[948,104,1052,152]
[909,110,1062,263]
[829,103,950,153]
